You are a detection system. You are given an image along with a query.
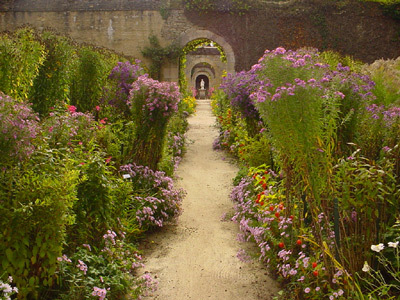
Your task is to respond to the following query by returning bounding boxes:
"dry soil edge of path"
[139,100,279,300]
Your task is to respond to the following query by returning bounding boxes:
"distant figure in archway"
[200,79,205,90]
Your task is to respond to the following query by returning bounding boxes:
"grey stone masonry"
[0,0,163,12]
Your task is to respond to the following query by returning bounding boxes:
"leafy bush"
[213,46,400,299]
[0,27,46,100]
[102,60,144,121]
[70,46,123,113]
[220,70,264,136]
[120,163,185,230]
[333,151,399,275]
[0,94,40,165]
[0,151,79,298]
[128,74,181,169]
[56,232,155,300]
[67,152,126,248]
[30,30,76,116]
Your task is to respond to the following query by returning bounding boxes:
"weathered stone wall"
[1,0,399,80]
[185,0,400,71]
[0,0,163,12]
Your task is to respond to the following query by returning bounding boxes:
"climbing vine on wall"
[183,0,252,14]
[141,35,181,80]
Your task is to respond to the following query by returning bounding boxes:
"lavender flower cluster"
[108,60,143,95]
[129,74,180,121]
[220,70,266,119]
[106,60,144,114]
[366,103,400,126]
[0,94,40,161]
[120,163,185,229]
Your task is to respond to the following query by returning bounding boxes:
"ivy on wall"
[183,0,253,14]
[141,35,181,80]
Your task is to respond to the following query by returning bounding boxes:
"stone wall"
[0,0,162,12]
[185,0,400,71]
[1,0,399,81]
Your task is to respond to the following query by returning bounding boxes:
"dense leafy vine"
[141,35,181,80]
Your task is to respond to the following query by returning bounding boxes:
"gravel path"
[140,100,278,299]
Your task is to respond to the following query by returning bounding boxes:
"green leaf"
[5,248,13,261]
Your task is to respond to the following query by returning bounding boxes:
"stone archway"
[195,74,209,99]
[180,29,234,95]
[179,29,236,74]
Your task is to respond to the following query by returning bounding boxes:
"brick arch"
[179,29,236,74]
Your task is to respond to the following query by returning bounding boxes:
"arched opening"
[195,74,209,99]
[179,37,229,96]
[196,75,209,90]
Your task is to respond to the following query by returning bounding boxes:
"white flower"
[388,241,399,248]
[371,243,385,252]
[362,261,371,272]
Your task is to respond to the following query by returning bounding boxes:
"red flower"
[290,215,294,220]
[313,270,319,276]
[259,201,264,206]
[312,262,317,268]
[269,205,274,211]
[278,242,285,248]
[275,212,280,218]
[296,239,302,245]
[262,183,267,190]
[279,204,284,210]
[68,105,77,113]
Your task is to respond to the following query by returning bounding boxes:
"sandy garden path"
[140,100,278,299]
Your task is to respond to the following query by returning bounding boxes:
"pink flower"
[95,105,100,111]
[274,47,286,55]
[67,105,77,113]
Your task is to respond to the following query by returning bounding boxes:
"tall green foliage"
[0,27,46,100]
[0,153,79,299]
[30,31,76,116]
[128,75,181,169]
[70,47,105,112]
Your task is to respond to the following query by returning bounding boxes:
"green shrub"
[67,152,126,248]
[0,152,79,299]
[0,94,40,165]
[0,27,46,100]
[30,31,77,116]
[128,75,181,169]
[333,151,399,276]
